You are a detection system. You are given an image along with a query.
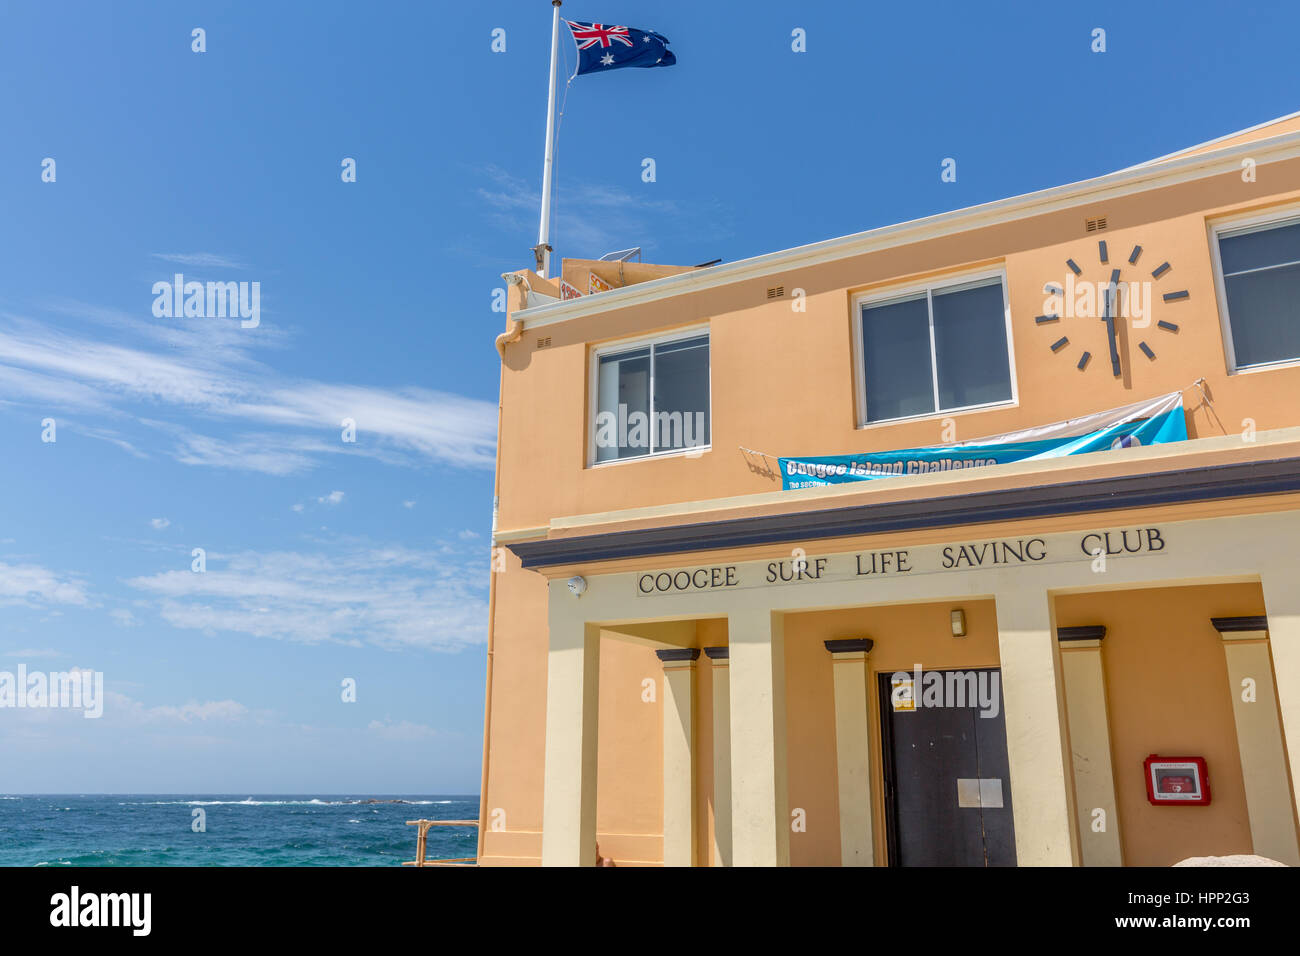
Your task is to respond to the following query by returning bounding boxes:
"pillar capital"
[1211,616,1269,641]
[702,645,729,661]
[656,647,700,670]
[823,638,874,656]
[1057,625,1106,647]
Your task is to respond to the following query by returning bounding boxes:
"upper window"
[1215,215,1300,371]
[855,275,1014,425]
[591,330,710,464]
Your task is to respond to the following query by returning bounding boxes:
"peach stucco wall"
[496,161,1300,537]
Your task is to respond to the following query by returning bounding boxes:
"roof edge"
[513,128,1300,331]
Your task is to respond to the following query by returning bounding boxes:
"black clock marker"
[1152,262,1171,279]
[1162,290,1189,302]
[1157,320,1179,332]
[1099,241,1108,263]
[1139,342,1155,360]
[1077,351,1091,370]
[1128,245,1142,264]
[1066,259,1082,276]
[1050,336,1069,352]
[1035,314,1059,324]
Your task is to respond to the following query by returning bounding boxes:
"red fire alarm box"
[1144,755,1210,806]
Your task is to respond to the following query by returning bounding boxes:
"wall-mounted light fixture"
[950,608,967,638]
[567,575,587,597]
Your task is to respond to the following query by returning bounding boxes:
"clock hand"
[1102,271,1121,377]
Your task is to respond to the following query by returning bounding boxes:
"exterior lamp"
[950,609,967,637]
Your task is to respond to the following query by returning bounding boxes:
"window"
[592,330,710,463]
[1215,215,1300,371]
[855,275,1014,425]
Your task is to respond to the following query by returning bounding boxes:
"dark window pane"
[862,295,934,422]
[1219,220,1300,275]
[652,336,710,452]
[596,346,650,461]
[932,281,1012,410]
[1224,262,1300,367]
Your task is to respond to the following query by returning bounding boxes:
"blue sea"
[0,795,479,866]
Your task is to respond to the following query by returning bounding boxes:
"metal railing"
[403,819,478,867]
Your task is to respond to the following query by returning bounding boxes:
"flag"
[565,20,676,76]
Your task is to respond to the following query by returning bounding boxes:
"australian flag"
[565,20,676,76]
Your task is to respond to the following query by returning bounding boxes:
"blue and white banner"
[780,392,1188,490]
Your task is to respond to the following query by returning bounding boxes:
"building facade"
[477,113,1300,866]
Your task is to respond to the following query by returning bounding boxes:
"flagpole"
[535,0,563,278]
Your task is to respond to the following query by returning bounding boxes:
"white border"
[1208,200,1300,375]
[586,323,712,468]
[850,267,1018,429]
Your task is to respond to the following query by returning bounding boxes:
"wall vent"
[766,285,785,299]
[536,336,552,349]
[1085,216,1108,233]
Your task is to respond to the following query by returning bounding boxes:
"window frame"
[586,323,712,468]
[850,267,1018,429]
[1209,203,1300,375]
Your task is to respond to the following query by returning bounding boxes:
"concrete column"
[727,608,789,867]
[1261,570,1300,850]
[824,638,875,866]
[994,590,1078,866]
[1057,627,1122,866]
[657,648,699,867]
[704,646,731,867]
[1212,614,1300,866]
[541,619,600,866]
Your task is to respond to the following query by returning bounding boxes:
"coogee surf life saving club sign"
[779,392,1187,490]
[635,525,1168,595]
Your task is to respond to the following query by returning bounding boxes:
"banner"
[779,392,1188,490]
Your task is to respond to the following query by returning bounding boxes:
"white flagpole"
[535,0,563,278]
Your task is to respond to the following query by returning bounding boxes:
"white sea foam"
[119,797,459,806]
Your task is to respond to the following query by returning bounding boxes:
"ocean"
[0,795,480,866]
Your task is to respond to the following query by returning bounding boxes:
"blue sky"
[1,1,1297,793]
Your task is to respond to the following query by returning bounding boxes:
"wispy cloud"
[0,561,90,608]
[0,309,497,474]
[125,536,487,650]
[476,164,730,258]
[108,693,249,724]
[150,517,170,530]
[317,491,344,506]
[367,718,439,740]
[151,252,248,270]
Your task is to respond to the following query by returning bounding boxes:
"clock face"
[1038,239,1188,376]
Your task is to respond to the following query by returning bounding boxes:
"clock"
[1036,240,1189,376]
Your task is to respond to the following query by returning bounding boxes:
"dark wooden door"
[879,668,1016,867]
